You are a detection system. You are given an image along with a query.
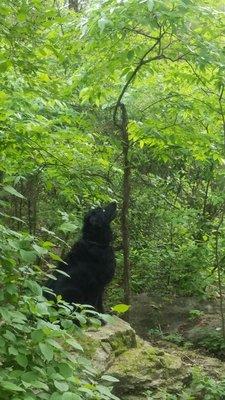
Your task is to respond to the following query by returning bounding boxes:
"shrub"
[0,221,119,400]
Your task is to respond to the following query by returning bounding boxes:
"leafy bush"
[148,328,186,346]
[188,309,204,321]
[145,368,225,399]
[189,327,225,358]
[0,219,119,400]
[186,368,225,400]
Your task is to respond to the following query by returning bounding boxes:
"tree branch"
[113,37,163,125]
[218,84,225,151]
[124,27,159,41]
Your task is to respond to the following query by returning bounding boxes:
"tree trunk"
[69,0,79,11]
[214,213,225,340]
[119,103,131,307]
[0,171,4,183]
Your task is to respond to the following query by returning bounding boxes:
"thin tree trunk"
[112,29,167,311]
[214,214,225,340]
[27,198,32,234]
[119,103,131,307]
[216,86,225,339]
[69,0,79,11]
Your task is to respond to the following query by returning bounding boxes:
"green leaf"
[66,338,83,352]
[3,330,16,342]
[0,60,10,72]
[50,393,62,400]
[147,0,154,11]
[9,310,27,323]
[20,250,36,263]
[100,314,115,324]
[36,302,49,315]
[26,280,42,296]
[98,16,110,33]
[32,244,48,255]
[101,374,119,382]
[49,252,64,262]
[55,269,70,277]
[59,222,78,233]
[42,241,55,248]
[46,338,63,350]
[58,363,73,378]
[111,304,130,314]
[1,381,25,392]
[22,372,38,383]
[16,354,28,368]
[97,385,113,396]
[0,91,8,101]
[31,329,44,343]
[32,380,49,390]
[53,380,69,392]
[79,86,90,101]
[8,346,18,355]
[3,186,25,199]
[39,343,54,361]
[62,393,82,400]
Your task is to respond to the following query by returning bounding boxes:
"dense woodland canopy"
[1,0,225,399]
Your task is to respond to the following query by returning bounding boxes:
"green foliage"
[1,0,225,398]
[189,327,225,357]
[1,0,225,388]
[145,368,225,399]
[186,368,225,400]
[148,324,225,359]
[0,220,119,400]
[188,309,204,321]
[148,328,186,346]
[1,0,225,301]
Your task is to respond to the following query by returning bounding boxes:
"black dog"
[46,202,117,313]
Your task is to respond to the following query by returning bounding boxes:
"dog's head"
[86,202,117,227]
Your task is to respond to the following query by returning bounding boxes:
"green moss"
[80,319,225,399]
[109,343,160,375]
[161,354,182,371]
[79,333,100,358]
[110,331,136,356]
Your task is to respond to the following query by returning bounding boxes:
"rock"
[84,316,136,373]
[86,316,136,352]
[107,338,189,396]
[83,316,225,399]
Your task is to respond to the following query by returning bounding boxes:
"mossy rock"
[82,316,225,398]
[108,338,188,396]
[84,316,136,373]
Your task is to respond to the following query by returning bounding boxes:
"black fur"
[46,202,117,313]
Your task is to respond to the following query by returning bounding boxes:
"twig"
[124,27,159,41]
[113,37,163,125]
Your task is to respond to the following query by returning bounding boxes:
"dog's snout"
[105,201,117,221]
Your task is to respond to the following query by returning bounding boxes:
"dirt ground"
[129,293,224,354]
